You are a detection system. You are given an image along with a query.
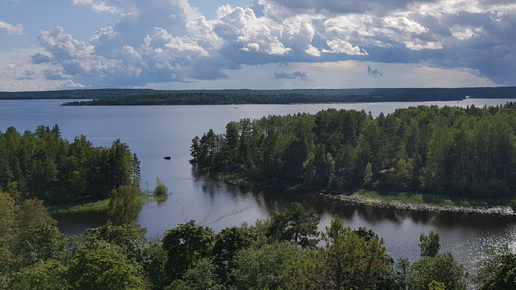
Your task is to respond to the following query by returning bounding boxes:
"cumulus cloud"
[324,39,368,55]
[0,21,23,35]
[258,0,442,18]
[31,53,52,64]
[273,70,310,81]
[25,0,516,88]
[0,49,84,91]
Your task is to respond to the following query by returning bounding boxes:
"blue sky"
[1,0,514,91]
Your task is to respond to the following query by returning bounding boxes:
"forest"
[2,192,515,290]
[191,103,516,200]
[57,87,516,106]
[0,89,159,100]
[0,125,140,206]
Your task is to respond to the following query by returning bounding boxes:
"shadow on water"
[193,169,516,232]
[52,211,108,236]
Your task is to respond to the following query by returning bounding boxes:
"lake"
[1,98,515,270]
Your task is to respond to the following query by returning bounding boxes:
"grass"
[49,192,170,214]
[48,199,111,214]
[354,189,512,208]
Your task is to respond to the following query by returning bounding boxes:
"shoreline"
[317,193,516,217]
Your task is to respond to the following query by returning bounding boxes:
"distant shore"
[318,192,516,216]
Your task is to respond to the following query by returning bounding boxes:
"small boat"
[164,156,171,160]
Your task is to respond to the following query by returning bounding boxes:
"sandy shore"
[317,193,516,216]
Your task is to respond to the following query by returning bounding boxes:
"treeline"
[0,89,159,100]
[191,103,516,199]
[1,197,513,290]
[61,87,516,106]
[63,92,397,105]
[0,125,140,205]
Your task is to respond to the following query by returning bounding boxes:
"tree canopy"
[0,125,140,206]
[191,104,516,199]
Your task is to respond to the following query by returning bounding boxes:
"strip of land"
[2,87,515,104]
[59,87,516,105]
[318,191,516,216]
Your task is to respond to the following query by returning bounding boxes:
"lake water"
[1,98,515,270]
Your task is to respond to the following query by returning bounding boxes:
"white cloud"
[92,2,121,13]
[0,49,84,91]
[16,0,516,88]
[72,0,120,14]
[72,0,93,4]
[324,40,368,55]
[0,21,23,35]
[450,26,482,40]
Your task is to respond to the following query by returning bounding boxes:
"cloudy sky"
[1,0,514,91]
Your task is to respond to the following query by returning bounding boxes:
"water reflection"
[52,211,108,236]
[192,171,516,269]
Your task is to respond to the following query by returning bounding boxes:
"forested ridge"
[191,103,516,200]
[0,89,158,100]
[59,87,516,105]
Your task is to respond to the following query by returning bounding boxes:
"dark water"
[1,98,515,270]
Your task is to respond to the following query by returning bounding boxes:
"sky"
[0,0,514,91]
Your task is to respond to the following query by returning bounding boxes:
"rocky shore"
[317,193,516,216]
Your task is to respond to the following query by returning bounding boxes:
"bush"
[153,178,168,196]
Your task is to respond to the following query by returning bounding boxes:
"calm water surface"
[1,98,515,270]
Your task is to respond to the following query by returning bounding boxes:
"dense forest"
[191,103,516,199]
[62,87,516,106]
[0,125,140,205]
[1,196,515,290]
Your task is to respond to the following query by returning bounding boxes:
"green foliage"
[108,185,142,226]
[409,253,467,290]
[18,198,58,228]
[9,260,69,290]
[429,280,447,290]
[364,162,373,186]
[142,243,168,290]
[162,220,215,281]
[165,258,225,290]
[67,248,144,290]
[267,202,321,247]
[13,224,67,267]
[83,224,148,258]
[212,226,256,281]
[0,192,17,246]
[0,126,138,206]
[153,177,168,196]
[323,216,391,289]
[392,258,413,290]
[0,192,64,273]
[73,224,165,289]
[49,198,110,214]
[231,242,309,290]
[283,215,392,290]
[419,230,441,257]
[476,245,516,290]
